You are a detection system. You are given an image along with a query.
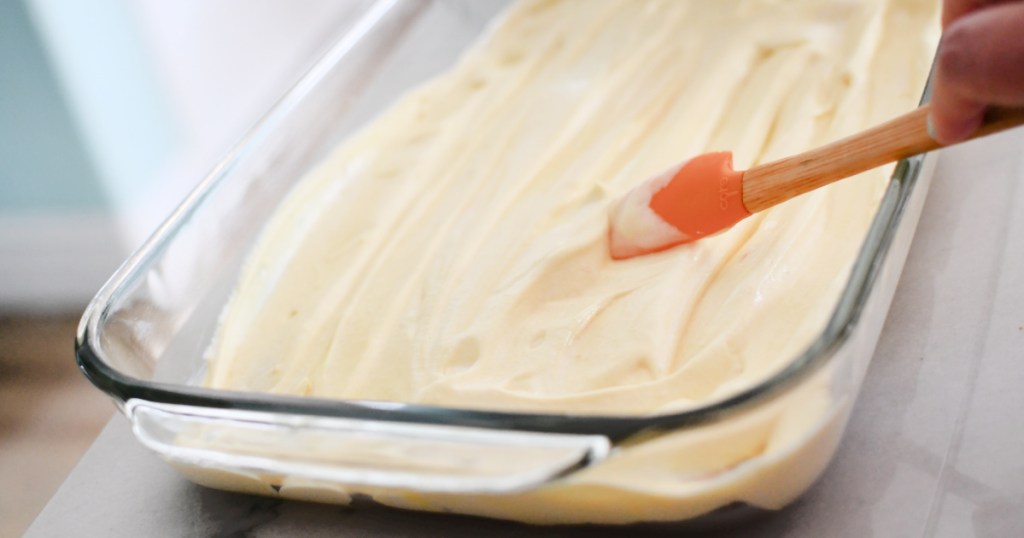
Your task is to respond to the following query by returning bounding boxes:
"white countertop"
[26,129,1024,537]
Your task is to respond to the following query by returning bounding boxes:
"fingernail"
[926,113,939,141]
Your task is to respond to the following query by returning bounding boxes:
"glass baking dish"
[76,0,938,528]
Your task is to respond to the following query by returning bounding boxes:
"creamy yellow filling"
[207,0,936,415]
[195,0,938,524]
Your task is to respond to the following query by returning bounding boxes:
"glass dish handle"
[127,400,611,494]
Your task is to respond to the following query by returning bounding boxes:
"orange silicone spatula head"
[608,151,749,260]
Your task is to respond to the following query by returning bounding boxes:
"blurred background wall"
[0,1,360,534]
[1,0,360,312]
[0,0,129,311]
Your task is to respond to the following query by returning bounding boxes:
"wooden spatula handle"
[741,104,1024,213]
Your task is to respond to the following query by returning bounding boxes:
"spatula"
[608,104,1024,260]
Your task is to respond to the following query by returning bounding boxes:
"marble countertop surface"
[28,129,1024,537]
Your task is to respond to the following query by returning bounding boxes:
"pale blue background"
[0,0,107,211]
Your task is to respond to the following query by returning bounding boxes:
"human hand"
[929,0,1024,144]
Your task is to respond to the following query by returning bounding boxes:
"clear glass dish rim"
[75,6,934,442]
